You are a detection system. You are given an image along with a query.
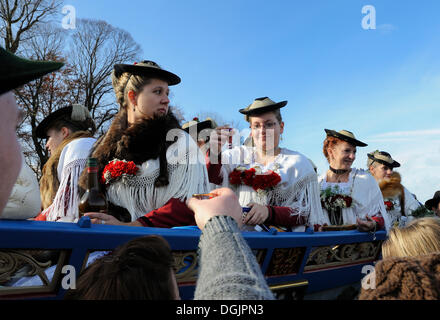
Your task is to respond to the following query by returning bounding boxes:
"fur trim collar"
[379,171,404,198]
[79,111,182,191]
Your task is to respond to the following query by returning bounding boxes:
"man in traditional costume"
[35,104,97,222]
[367,150,421,227]
[182,117,218,191]
[0,47,63,217]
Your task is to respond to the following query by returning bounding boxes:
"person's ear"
[327,146,334,160]
[279,121,284,135]
[128,90,137,107]
[61,127,70,139]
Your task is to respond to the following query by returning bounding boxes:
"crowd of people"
[1,47,440,300]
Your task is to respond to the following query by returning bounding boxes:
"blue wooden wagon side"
[0,219,385,300]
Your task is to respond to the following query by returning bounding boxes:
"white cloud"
[371,129,440,139]
[366,128,440,203]
[377,23,397,34]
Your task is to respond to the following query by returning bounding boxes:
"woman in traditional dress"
[80,60,210,227]
[207,97,326,231]
[317,129,391,232]
[35,104,97,222]
[367,150,421,228]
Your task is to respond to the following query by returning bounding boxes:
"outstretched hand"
[84,212,124,225]
[186,187,242,230]
[243,203,269,225]
[356,216,377,232]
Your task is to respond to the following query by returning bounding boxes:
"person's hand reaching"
[186,187,242,230]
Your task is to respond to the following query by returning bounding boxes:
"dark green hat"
[0,47,64,95]
[181,117,217,133]
[36,104,95,138]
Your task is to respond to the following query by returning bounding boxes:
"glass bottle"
[78,157,107,218]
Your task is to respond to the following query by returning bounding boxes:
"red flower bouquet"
[384,200,394,211]
[252,170,281,191]
[320,186,353,225]
[320,187,353,212]
[229,169,242,185]
[228,167,281,193]
[242,168,256,186]
[102,159,139,185]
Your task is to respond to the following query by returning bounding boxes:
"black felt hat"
[182,117,217,133]
[425,191,440,210]
[113,60,181,86]
[324,129,368,147]
[239,97,287,118]
[367,150,401,168]
[0,47,64,95]
[36,104,95,138]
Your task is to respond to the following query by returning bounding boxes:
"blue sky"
[64,0,440,202]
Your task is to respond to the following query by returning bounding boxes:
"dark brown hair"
[65,235,177,300]
[247,109,282,124]
[49,117,96,136]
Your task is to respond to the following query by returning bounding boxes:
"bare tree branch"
[69,18,141,133]
[0,0,62,52]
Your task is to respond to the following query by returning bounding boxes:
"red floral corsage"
[101,159,139,185]
[229,167,281,193]
[384,200,394,211]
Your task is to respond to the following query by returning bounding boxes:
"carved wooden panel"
[0,249,69,296]
[265,247,306,276]
[304,241,382,272]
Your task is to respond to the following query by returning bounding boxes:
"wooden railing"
[0,218,386,299]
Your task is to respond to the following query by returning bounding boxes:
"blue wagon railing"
[0,219,386,300]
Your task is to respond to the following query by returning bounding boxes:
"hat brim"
[114,64,181,86]
[325,129,368,147]
[1,48,64,95]
[36,106,73,138]
[367,153,401,168]
[239,101,287,115]
[182,120,214,133]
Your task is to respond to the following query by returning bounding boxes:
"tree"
[0,0,62,53]
[11,19,142,177]
[14,24,79,177]
[69,18,141,134]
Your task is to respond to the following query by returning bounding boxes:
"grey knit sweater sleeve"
[194,215,275,300]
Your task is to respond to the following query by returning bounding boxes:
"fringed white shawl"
[217,146,328,230]
[106,130,210,221]
[385,187,421,228]
[43,137,97,222]
[318,168,392,232]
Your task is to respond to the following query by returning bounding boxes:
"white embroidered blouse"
[216,146,328,229]
[318,168,392,232]
[106,130,211,221]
